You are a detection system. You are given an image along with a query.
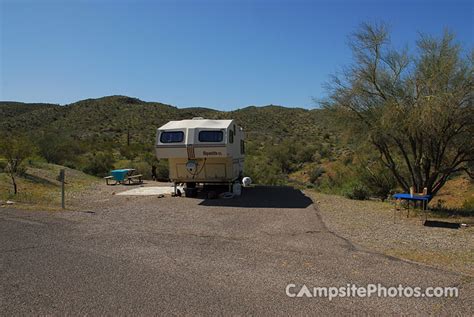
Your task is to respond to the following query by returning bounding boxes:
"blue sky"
[1,0,472,110]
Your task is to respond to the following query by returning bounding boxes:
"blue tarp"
[110,169,134,182]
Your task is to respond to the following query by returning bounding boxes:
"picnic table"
[104,169,143,185]
[393,193,432,211]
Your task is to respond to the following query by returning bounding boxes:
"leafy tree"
[323,23,473,195]
[0,136,35,194]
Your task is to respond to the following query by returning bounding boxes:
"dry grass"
[0,162,99,211]
[308,191,474,276]
[432,175,474,209]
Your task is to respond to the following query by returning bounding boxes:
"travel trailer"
[156,118,245,195]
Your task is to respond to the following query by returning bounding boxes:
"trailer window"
[160,131,184,143]
[240,140,245,154]
[199,131,223,142]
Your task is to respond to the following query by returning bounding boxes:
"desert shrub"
[311,152,322,164]
[462,197,474,212]
[0,159,6,172]
[27,155,47,167]
[320,161,354,189]
[36,133,84,166]
[129,161,151,179]
[82,152,115,177]
[141,150,159,166]
[244,155,287,185]
[341,181,369,200]
[266,142,294,174]
[319,146,331,159]
[263,140,320,175]
[0,135,36,194]
[356,164,397,201]
[155,160,169,180]
[309,167,325,184]
[294,144,318,164]
[316,155,396,200]
[119,145,137,161]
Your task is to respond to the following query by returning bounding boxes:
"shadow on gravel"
[198,186,313,209]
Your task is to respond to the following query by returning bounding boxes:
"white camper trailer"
[156,118,245,194]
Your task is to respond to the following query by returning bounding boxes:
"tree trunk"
[10,173,17,195]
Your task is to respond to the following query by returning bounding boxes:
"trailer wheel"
[184,187,198,198]
[184,182,197,197]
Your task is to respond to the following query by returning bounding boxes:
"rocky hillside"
[0,95,335,144]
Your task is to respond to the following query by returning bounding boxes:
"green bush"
[82,152,115,177]
[0,159,6,172]
[266,143,293,174]
[129,161,152,179]
[27,155,47,168]
[341,181,369,200]
[155,160,169,180]
[244,155,287,185]
[316,157,396,200]
[295,145,317,164]
[319,146,331,159]
[119,145,137,161]
[36,133,84,166]
[357,164,397,201]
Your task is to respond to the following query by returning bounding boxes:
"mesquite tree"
[0,136,33,195]
[323,23,473,195]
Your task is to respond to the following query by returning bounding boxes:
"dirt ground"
[308,192,474,276]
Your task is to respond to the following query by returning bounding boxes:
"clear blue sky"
[1,0,472,110]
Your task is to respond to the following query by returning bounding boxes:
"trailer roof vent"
[192,117,204,120]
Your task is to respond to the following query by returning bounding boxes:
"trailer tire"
[184,187,198,198]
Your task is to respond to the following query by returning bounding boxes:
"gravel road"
[0,185,472,315]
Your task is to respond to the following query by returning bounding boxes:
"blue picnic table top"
[110,169,135,182]
[393,193,432,201]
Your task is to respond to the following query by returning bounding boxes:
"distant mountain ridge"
[0,95,333,145]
